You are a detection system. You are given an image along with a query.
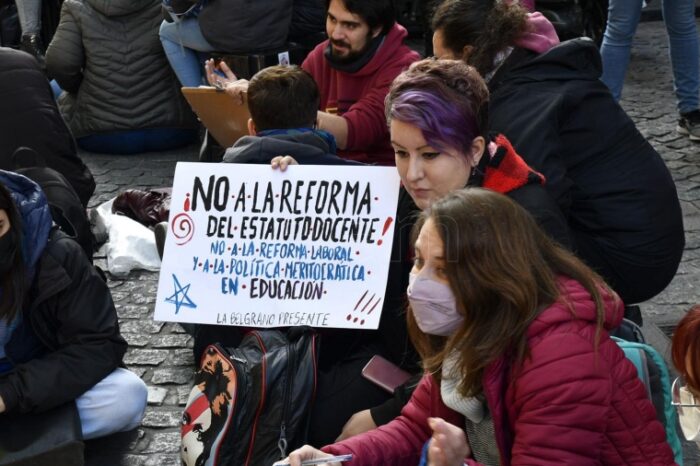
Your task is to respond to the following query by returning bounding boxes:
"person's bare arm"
[317,111,349,150]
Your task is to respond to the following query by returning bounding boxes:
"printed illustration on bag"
[181,347,237,466]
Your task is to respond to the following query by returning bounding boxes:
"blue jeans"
[76,368,147,439]
[15,0,41,35]
[77,128,198,155]
[159,19,216,87]
[600,0,699,113]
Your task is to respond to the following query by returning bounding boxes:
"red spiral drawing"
[171,212,195,245]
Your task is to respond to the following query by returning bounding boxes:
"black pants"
[307,348,392,447]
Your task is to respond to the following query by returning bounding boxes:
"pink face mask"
[407,272,462,336]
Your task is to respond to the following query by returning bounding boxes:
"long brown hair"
[672,305,700,394]
[431,0,529,76]
[408,188,610,397]
[0,181,27,322]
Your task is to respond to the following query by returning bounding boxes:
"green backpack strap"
[613,337,683,465]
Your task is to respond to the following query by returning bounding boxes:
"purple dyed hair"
[388,90,480,155]
[385,59,489,159]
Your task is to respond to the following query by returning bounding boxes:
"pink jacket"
[324,277,676,465]
[302,24,419,165]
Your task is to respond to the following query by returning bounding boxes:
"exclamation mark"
[377,217,393,246]
[184,193,191,212]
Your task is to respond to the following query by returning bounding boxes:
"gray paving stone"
[122,333,151,348]
[151,334,193,348]
[151,368,194,385]
[141,409,182,428]
[144,454,181,466]
[177,385,194,406]
[124,348,170,366]
[119,320,165,334]
[144,432,181,454]
[147,386,169,406]
[118,305,152,319]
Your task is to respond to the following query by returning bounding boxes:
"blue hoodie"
[0,170,52,269]
[0,170,52,371]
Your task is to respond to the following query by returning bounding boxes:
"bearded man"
[301,0,419,165]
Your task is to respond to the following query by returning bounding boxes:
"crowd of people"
[1,0,699,464]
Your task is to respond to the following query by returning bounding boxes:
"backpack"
[612,321,683,465]
[15,166,94,262]
[181,327,319,466]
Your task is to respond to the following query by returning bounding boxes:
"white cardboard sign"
[154,162,401,329]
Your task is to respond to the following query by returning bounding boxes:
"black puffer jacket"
[0,172,126,413]
[199,0,293,53]
[488,39,684,303]
[0,47,95,206]
[45,0,196,138]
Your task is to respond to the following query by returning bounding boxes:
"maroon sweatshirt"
[302,24,419,165]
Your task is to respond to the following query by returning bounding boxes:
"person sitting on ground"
[45,0,198,155]
[0,46,94,207]
[206,0,420,165]
[0,170,147,439]
[269,58,569,445]
[282,188,676,466]
[15,0,47,67]
[159,0,297,87]
[431,0,685,309]
[671,305,700,442]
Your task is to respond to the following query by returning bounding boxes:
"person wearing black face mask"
[0,170,147,443]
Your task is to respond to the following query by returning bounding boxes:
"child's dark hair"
[247,65,320,131]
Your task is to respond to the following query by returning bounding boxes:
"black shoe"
[20,34,46,69]
[677,109,700,141]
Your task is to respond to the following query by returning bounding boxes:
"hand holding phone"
[361,355,411,394]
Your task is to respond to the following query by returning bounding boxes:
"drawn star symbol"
[165,274,197,314]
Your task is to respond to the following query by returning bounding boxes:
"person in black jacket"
[0,47,95,207]
[0,170,147,439]
[431,0,685,306]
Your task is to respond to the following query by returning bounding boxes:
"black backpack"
[181,328,319,466]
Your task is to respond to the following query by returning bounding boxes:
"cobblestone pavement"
[77,19,700,466]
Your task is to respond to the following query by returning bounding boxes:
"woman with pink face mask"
[281,188,677,466]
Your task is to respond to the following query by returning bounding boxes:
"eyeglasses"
[671,376,700,408]
[671,376,700,441]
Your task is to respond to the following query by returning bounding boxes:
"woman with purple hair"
[272,58,569,443]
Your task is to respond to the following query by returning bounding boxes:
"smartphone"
[273,454,353,465]
[361,355,411,394]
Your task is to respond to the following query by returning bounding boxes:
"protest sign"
[154,163,401,329]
